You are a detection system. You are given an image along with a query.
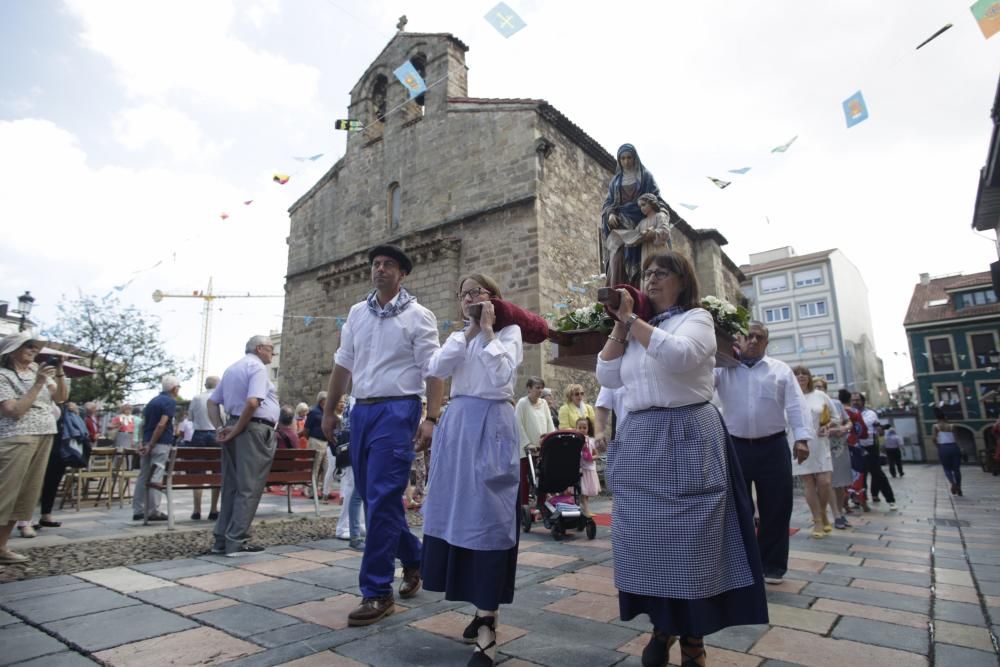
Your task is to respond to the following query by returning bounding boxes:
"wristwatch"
[625,313,639,333]
[426,415,439,424]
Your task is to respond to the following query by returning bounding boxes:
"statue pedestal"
[548,328,741,372]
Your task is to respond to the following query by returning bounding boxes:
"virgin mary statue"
[601,144,669,287]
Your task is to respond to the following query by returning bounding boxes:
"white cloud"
[113,103,225,162]
[64,0,319,111]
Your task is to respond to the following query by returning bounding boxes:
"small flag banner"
[485,2,527,38]
[971,0,1000,39]
[393,61,427,98]
[842,90,869,128]
[707,176,731,189]
[335,119,363,131]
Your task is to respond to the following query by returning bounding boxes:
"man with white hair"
[133,375,180,521]
[208,335,279,556]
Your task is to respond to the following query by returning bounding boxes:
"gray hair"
[161,375,180,392]
[748,321,769,337]
[245,335,271,354]
[204,375,220,390]
[295,402,309,415]
[316,390,328,403]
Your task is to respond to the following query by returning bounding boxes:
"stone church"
[279,30,745,402]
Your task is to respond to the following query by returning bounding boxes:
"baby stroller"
[521,430,597,541]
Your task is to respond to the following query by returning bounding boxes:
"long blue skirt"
[421,531,518,610]
[613,404,768,636]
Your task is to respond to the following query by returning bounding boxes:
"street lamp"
[13,291,35,332]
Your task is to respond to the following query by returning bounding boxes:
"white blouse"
[596,308,716,412]
[428,325,522,401]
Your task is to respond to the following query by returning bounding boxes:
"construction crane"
[152,277,283,390]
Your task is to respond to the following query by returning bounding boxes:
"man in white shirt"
[594,385,628,450]
[188,376,221,521]
[322,244,443,627]
[514,377,555,509]
[714,322,812,585]
[851,393,896,508]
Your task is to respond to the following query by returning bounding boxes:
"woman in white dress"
[791,366,839,538]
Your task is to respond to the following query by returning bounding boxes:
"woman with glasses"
[421,274,523,667]
[558,384,595,431]
[597,252,767,667]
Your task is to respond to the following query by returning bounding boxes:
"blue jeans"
[347,472,364,539]
[938,443,962,488]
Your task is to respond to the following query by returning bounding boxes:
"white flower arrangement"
[701,295,750,338]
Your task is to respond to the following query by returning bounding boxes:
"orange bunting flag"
[273,174,290,185]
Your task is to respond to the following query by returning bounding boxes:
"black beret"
[367,244,413,274]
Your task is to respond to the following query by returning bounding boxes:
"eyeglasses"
[642,269,672,281]
[573,391,584,396]
[745,333,767,341]
[459,287,491,300]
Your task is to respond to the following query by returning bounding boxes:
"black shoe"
[146,512,168,522]
[132,513,144,521]
[462,615,495,643]
[191,512,201,521]
[641,630,676,667]
[467,615,496,667]
[209,546,226,554]
[37,520,61,528]
[226,544,265,557]
[208,512,219,520]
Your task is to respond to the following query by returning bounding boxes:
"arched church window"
[387,182,401,230]
[410,54,427,111]
[372,74,387,123]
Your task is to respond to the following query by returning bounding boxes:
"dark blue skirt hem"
[421,534,518,610]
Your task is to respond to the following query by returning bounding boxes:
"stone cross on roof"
[396,15,407,31]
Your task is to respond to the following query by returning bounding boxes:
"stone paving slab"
[130,583,221,608]
[0,623,74,665]
[195,603,300,638]
[92,626,262,666]
[3,585,140,623]
[47,603,196,651]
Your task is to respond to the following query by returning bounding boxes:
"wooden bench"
[154,446,320,530]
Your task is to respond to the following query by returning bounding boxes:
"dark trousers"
[938,443,962,488]
[863,445,895,503]
[885,448,903,478]
[40,443,67,515]
[733,434,791,578]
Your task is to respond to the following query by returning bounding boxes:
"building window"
[769,336,795,355]
[812,365,837,382]
[935,384,963,420]
[970,332,999,369]
[797,300,827,319]
[927,337,955,372]
[764,305,791,323]
[794,268,823,288]
[801,331,833,351]
[955,288,998,310]
[980,382,1000,419]
[387,182,400,230]
[760,274,788,294]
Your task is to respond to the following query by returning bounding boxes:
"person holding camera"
[0,333,68,563]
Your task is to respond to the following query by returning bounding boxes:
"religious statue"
[601,144,670,287]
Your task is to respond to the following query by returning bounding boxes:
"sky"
[1,0,998,402]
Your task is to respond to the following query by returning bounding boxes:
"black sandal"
[641,629,677,667]
[461,614,494,643]
[467,615,496,666]
[679,636,706,667]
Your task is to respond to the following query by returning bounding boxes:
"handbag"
[60,437,91,468]
[333,430,351,469]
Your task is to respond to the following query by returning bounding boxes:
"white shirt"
[333,294,440,399]
[860,408,880,446]
[596,308,716,412]
[179,419,194,443]
[515,395,555,454]
[596,385,630,423]
[427,325,522,401]
[714,356,813,442]
[188,390,217,431]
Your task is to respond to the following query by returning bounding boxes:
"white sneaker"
[764,575,784,585]
[888,503,898,511]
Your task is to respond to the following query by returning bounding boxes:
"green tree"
[45,293,192,404]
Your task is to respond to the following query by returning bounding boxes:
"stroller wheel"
[521,506,532,533]
[551,525,563,541]
[586,520,597,540]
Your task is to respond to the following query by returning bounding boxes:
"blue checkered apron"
[607,402,754,599]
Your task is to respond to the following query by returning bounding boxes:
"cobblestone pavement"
[1,464,999,666]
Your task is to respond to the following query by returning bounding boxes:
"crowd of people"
[0,238,986,667]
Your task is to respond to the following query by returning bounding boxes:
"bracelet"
[607,334,627,345]
[425,415,439,424]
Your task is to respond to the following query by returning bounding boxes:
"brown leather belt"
[355,395,420,405]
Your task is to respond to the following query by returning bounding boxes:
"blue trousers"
[350,398,422,598]
[938,443,962,488]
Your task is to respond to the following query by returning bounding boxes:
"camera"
[47,354,63,366]
[467,303,483,321]
[597,287,621,309]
